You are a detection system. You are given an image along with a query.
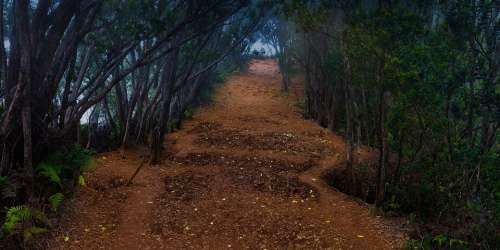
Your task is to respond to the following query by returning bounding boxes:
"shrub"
[1,206,49,242]
[1,144,96,243]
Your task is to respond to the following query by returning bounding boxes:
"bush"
[385,149,500,249]
[0,145,96,243]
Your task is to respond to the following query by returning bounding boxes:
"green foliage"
[0,176,13,200]
[36,163,62,187]
[290,1,499,248]
[183,107,195,120]
[282,0,328,32]
[0,176,7,187]
[341,7,497,249]
[198,67,233,105]
[36,145,95,188]
[1,145,95,242]
[293,100,305,110]
[385,195,400,211]
[78,175,86,187]
[404,234,470,250]
[47,144,96,173]
[403,239,423,250]
[23,226,48,242]
[48,193,64,212]
[2,206,48,240]
[2,206,32,234]
[433,234,448,247]
[167,120,180,132]
[216,69,230,83]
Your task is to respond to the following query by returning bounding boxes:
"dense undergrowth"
[0,145,95,247]
[270,1,499,249]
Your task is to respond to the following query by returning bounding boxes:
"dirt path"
[48,59,406,249]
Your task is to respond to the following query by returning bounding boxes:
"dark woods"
[0,0,498,249]
[0,0,267,246]
[268,0,498,249]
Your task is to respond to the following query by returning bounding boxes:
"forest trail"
[48,59,406,250]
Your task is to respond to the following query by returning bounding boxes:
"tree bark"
[150,46,180,164]
[341,34,355,195]
[16,0,35,202]
[376,88,389,206]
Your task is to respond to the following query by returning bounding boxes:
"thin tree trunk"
[341,34,355,195]
[76,121,81,145]
[376,88,389,206]
[0,0,6,91]
[22,94,33,203]
[150,46,180,164]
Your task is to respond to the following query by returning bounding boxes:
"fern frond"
[23,226,48,242]
[48,193,64,211]
[2,206,31,234]
[36,163,62,186]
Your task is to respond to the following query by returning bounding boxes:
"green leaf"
[2,206,31,234]
[78,175,86,186]
[449,238,468,247]
[48,193,64,212]
[36,163,62,186]
[81,156,97,172]
[433,234,448,246]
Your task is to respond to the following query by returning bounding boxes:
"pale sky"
[249,39,275,56]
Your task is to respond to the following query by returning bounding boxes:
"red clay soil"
[45,59,407,249]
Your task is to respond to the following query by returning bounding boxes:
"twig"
[126,156,148,186]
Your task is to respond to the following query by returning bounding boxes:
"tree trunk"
[341,33,355,195]
[376,88,389,206]
[0,0,6,89]
[150,46,180,164]
[15,0,35,203]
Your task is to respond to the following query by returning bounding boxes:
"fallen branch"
[126,156,148,186]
